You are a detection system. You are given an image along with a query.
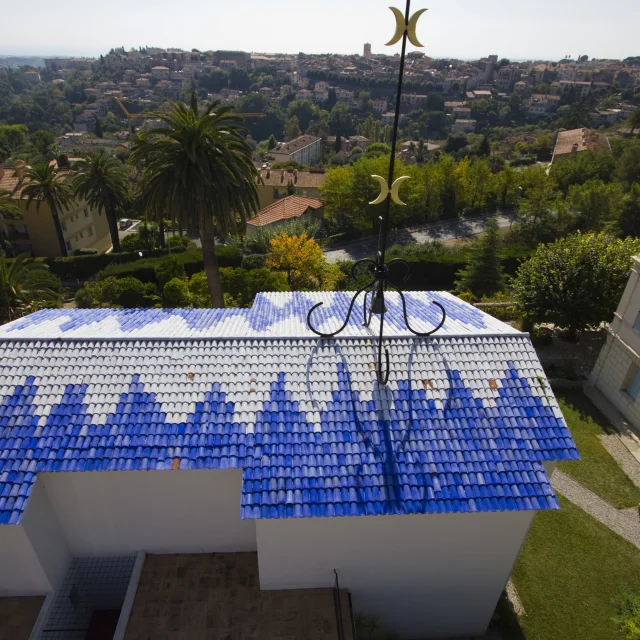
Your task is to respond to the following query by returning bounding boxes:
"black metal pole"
[377,0,411,266]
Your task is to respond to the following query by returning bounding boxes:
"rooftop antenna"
[306,0,445,384]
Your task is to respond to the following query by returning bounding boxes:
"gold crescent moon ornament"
[369,175,410,206]
[385,6,428,48]
[407,8,428,47]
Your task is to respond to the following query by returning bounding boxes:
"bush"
[114,277,158,308]
[612,589,640,640]
[155,256,186,288]
[245,218,321,254]
[120,233,144,252]
[73,248,98,256]
[163,277,191,306]
[166,234,190,249]
[219,267,289,307]
[75,276,157,308]
[241,253,267,269]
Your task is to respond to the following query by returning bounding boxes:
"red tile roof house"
[0,292,579,639]
[246,194,324,237]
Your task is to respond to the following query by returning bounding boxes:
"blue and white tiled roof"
[0,292,513,339]
[0,293,578,525]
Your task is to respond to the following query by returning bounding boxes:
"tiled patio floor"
[0,596,44,640]
[124,552,353,640]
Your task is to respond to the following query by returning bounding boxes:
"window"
[634,312,640,332]
[61,221,67,232]
[624,364,640,401]
[84,208,89,218]
[65,240,72,250]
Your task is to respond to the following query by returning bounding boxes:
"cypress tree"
[455,216,505,297]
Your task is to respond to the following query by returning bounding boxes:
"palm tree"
[0,253,62,322]
[22,163,74,257]
[72,151,129,253]
[130,93,259,307]
[627,107,640,136]
[0,189,21,257]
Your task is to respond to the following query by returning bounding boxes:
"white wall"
[257,510,534,639]
[41,469,256,555]
[0,525,51,596]
[20,481,71,591]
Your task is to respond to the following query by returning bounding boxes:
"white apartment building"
[589,258,640,430]
[270,135,322,166]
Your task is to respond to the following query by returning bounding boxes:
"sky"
[1,0,639,62]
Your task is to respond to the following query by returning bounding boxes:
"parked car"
[119,219,133,230]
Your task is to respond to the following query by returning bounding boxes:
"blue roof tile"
[0,298,578,525]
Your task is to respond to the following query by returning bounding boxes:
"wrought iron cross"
[307,0,446,384]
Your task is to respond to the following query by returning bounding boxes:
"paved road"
[323,212,517,263]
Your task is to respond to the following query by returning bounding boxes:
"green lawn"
[507,496,640,640]
[557,391,640,509]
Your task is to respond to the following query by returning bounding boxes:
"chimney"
[15,160,26,180]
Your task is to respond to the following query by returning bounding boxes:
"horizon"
[1,0,639,61]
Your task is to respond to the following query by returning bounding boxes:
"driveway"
[324,212,517,263]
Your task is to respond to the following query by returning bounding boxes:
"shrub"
[114,277,158,308]
[187,272,211,308]
[120,233,145,252]
[73,248,98,256]
[245,218,321,255]
[166,234,190,249]
[155,256,186,288]
[163,277,191,306]
[75,276,129,308]
[241,253,267,270]
[219,267,289,307]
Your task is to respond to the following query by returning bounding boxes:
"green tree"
[513,232,640,338]
[22,163,74,257]
[568,179,623,231]
[334,132,342,153]
[130,94,259,307]
[0,189,21,256]
[267,133,277,149]
[30,130,57,160]
[329,102,353,135]
[283,115,301,141]
[612,589,640,640]
[517,166,569,242]
[0,253,62,321]
[455,216,505,297]
[72,151,129,252]
[616,143,640,187]
[94,117,104,139]
[626,107,640,135]
[617,184,640,238]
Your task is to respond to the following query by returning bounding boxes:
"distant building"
[256,169,325,209]
[453,119,477,134]
[151,66,170,80]
[23,70,40,83]
[373,98,388,113]
[552,128,611,163]
[296,89,313,101]
[363,43,372,59]
[496,66,520,92]
[246,195,324,236]
[270,135,322,166]
[0,162,111,257]
[526,94,561,117]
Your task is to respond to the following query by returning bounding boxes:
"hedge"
[341,244,534,291]
[43,245,242,281]
[96,247,242,284]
